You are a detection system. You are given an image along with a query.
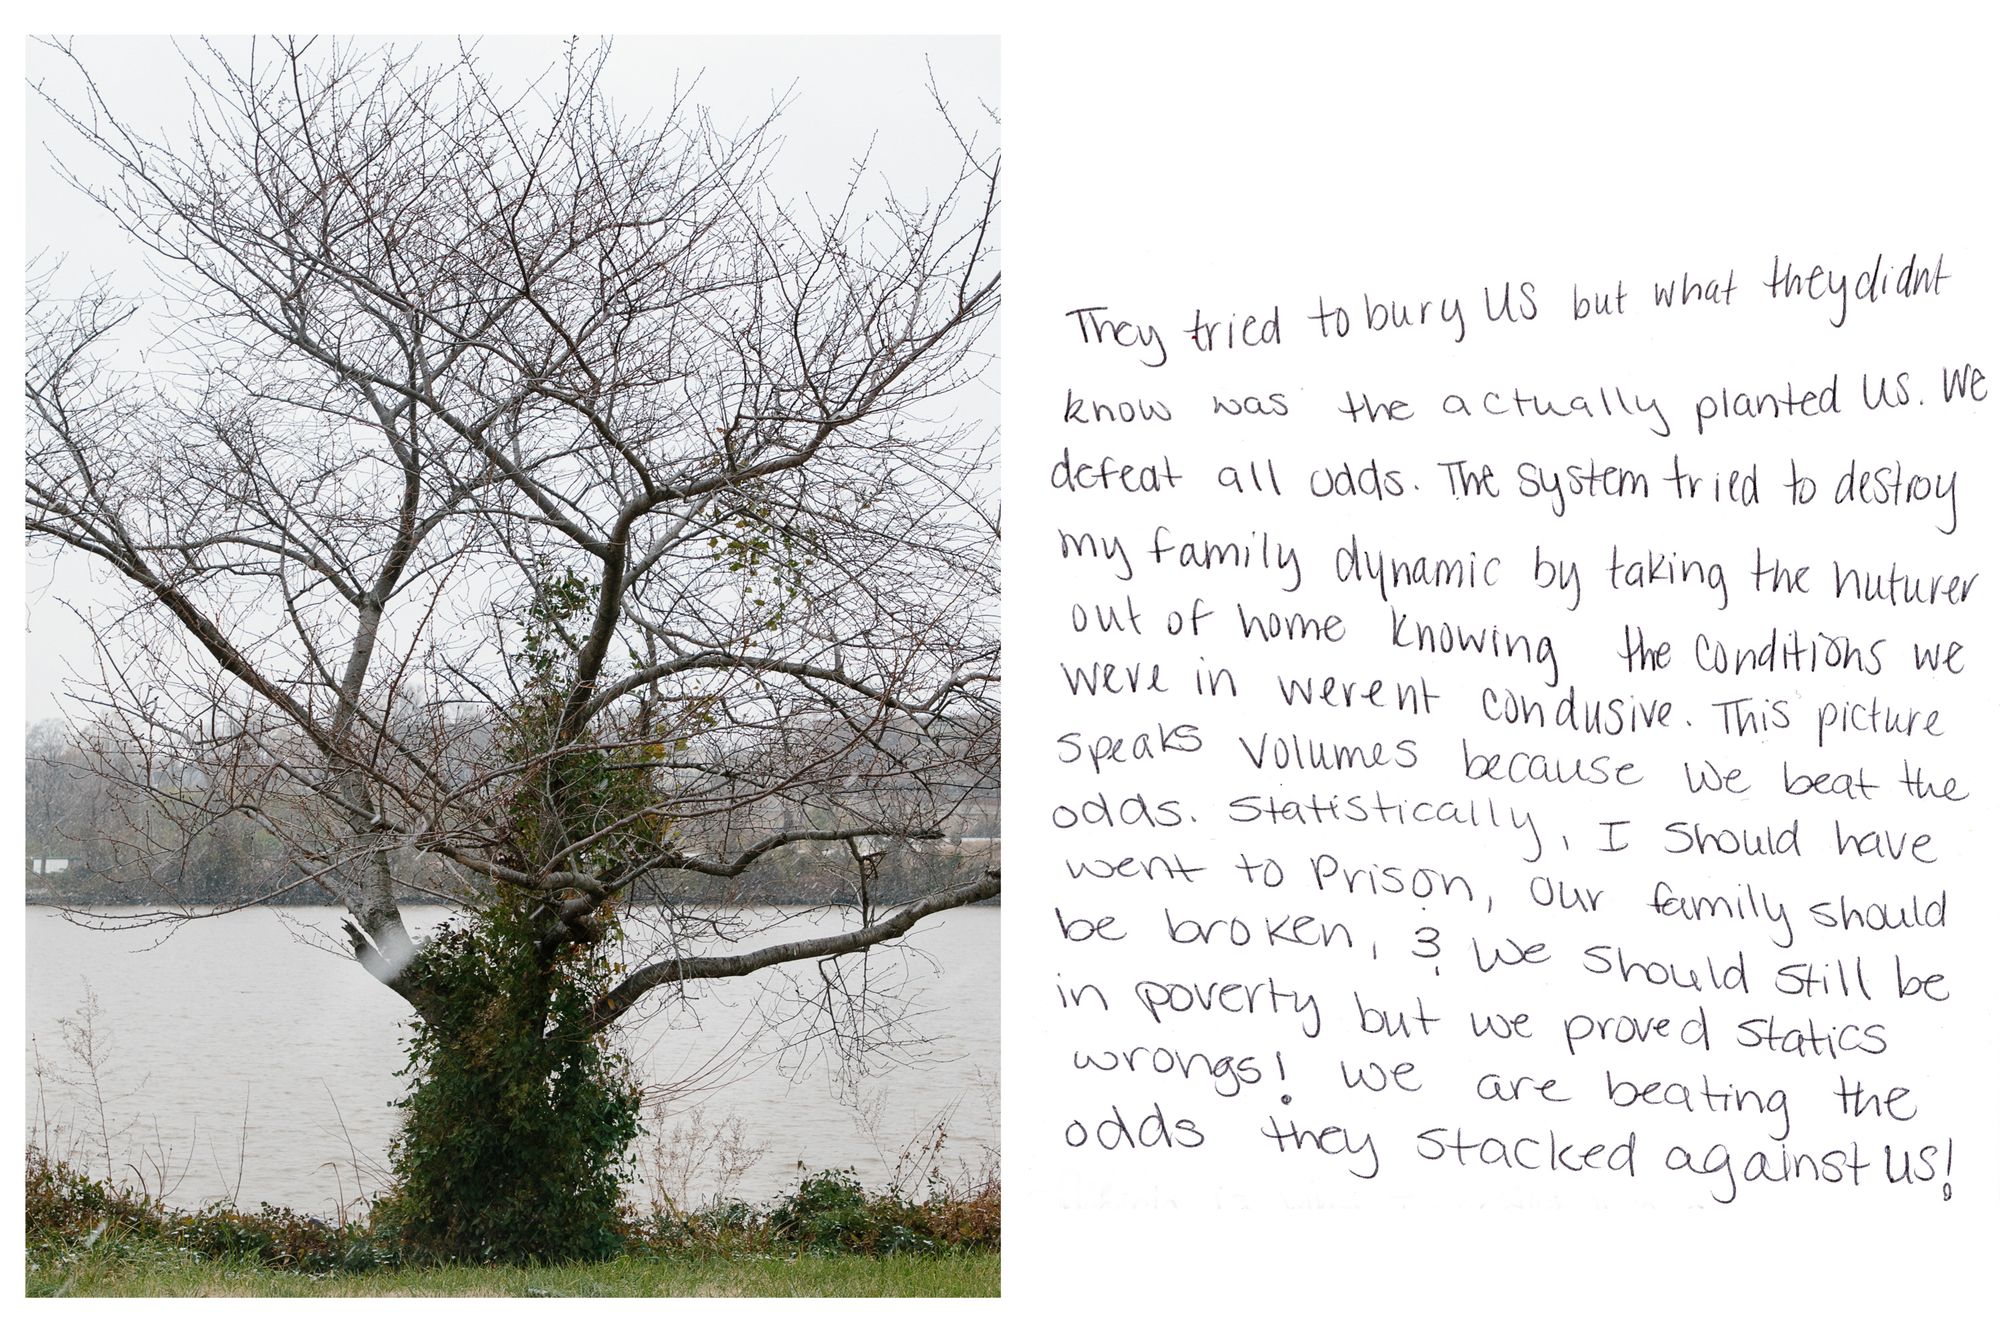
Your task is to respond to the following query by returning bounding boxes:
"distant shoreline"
[25,893,1002,911]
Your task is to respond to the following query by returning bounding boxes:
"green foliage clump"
[706,501,812,633]
[628,1168,1002,1259]
[375,905,642,1266]
[366,563,652,1266]
[769,1168,921,1254]
[501,564,674,878]
[26,1149,391,1279]
[26,1150,146,1251]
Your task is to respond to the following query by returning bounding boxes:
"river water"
[24,903,998,1217]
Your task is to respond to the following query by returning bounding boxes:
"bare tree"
[26,34,998,1106]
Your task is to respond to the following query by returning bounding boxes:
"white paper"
[1004,8,1996,1322]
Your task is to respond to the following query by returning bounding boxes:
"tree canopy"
[26,36,1001,1032]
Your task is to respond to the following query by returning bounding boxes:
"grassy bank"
[31,1246,998,1298]
[27,1151,999,1298]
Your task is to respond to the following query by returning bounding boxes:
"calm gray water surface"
[25,904,997,1216]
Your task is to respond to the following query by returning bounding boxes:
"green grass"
[30,1242,998,1297]
[27,1150,1000,1297]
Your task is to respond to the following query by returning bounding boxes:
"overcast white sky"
[21,33,1000,725]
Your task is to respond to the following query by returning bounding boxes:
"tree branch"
[587,867,998,1031]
